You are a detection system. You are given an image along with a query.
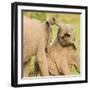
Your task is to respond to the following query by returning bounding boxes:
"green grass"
[24,12,80,76]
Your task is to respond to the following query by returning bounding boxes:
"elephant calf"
[47,23,80,75]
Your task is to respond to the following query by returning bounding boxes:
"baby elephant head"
[57,24,76,49]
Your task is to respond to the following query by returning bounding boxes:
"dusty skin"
[23,16,52,77]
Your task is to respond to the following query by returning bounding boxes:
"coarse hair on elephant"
[23,16,53,77]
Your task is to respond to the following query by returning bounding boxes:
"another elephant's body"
[23,16,50,77]
[47,40,80,75]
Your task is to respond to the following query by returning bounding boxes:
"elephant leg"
[61,60,71,75]
[37,47,49,76]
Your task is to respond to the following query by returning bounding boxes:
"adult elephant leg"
[37,47,49,76]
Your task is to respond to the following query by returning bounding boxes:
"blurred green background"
[23,11,80,76]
